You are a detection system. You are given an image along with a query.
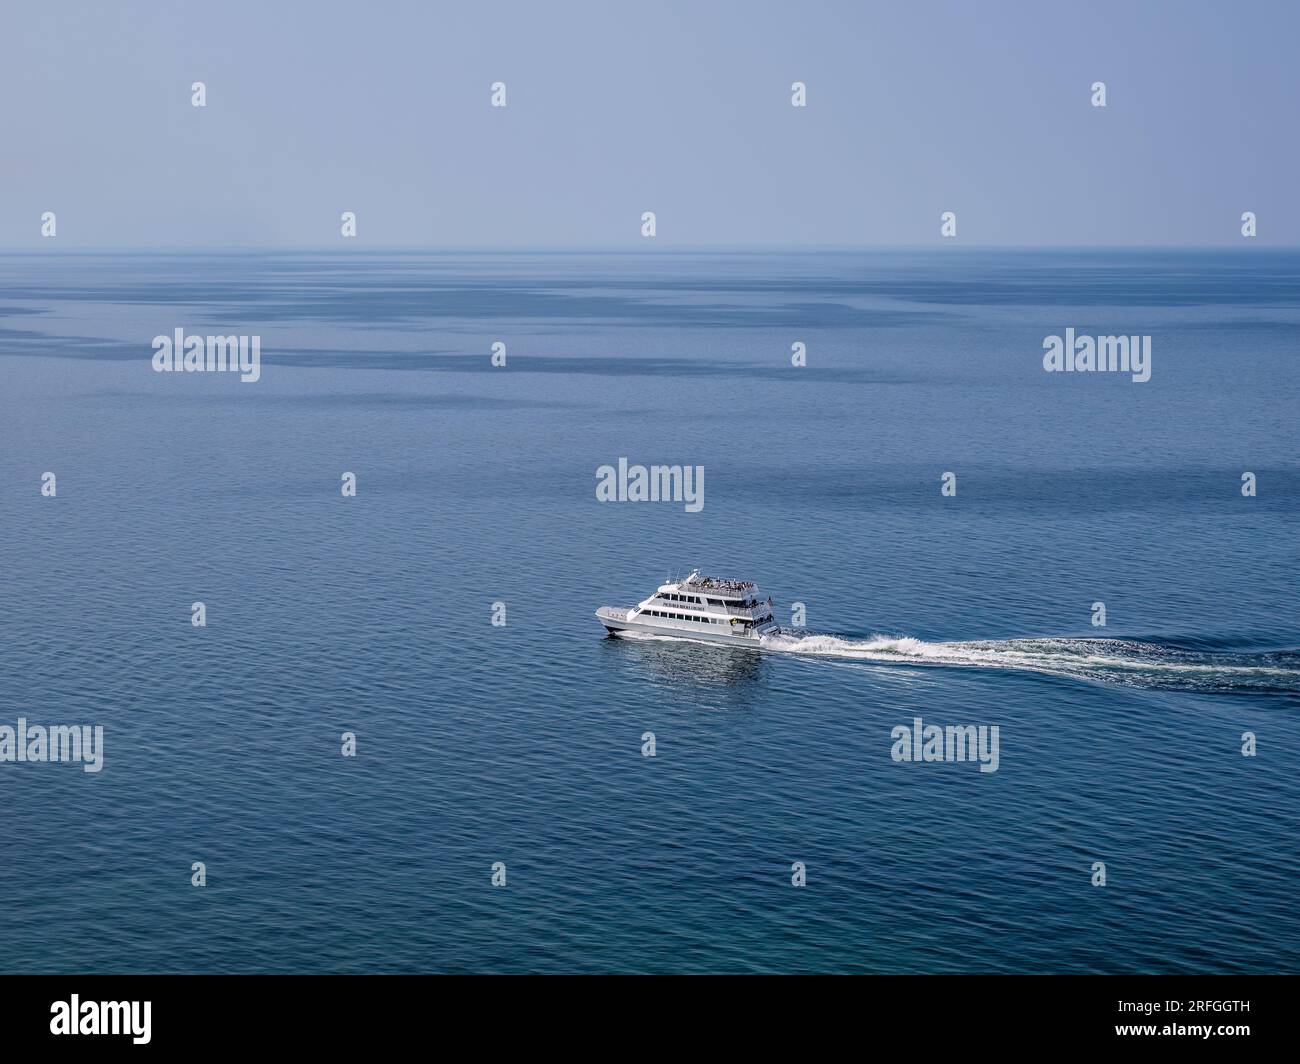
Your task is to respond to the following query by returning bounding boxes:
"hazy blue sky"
[2,0,1295,247]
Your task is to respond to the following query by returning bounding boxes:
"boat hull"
[595,606,769,646]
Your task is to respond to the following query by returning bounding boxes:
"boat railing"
[681,577,755,591]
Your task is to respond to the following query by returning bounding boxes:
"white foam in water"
[610,626,1298,691]
[757,631,1300,692]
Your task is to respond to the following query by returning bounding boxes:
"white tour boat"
[596,569,778,645]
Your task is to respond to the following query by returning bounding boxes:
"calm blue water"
[1,249,1297,973]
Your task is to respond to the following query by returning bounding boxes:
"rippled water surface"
[1,250,1297,972]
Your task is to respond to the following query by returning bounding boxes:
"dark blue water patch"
[0,279,942,329]
[716,464,1300,513]
[0,331,930,381]
[1145,633,1300,656]
[0,329,144,359]
[251,351,931,379]
[86,390,582,412]
[813,248,1300,307]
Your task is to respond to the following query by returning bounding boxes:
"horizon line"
[0,243,1295,255]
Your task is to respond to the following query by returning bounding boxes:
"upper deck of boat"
[677,573,756,600]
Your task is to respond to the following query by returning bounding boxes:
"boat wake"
[758,631,1300,694]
